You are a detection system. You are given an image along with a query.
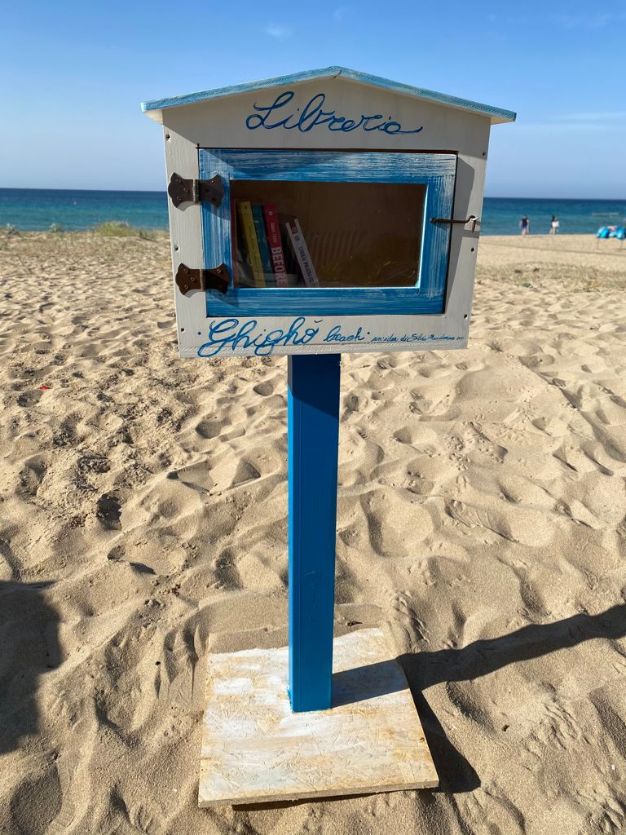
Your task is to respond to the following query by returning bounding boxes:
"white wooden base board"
[199,627,438,806]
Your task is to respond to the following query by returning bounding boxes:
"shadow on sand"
[235,605,626,809]
[331,604,626,793]
[0,580,60,755]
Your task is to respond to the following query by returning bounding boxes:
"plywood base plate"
[199,627,438,806]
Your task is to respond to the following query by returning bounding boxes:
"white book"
[285,218,319,287]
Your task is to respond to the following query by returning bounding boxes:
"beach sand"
[1,231,625,834]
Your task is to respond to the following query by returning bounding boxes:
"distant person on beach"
[520,216,530,235]
[550,215,560,234]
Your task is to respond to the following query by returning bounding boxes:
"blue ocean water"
[0,189,168,232]
[481,197,626,236]
[0,188,624,236]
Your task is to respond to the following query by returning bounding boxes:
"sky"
[1,0,625,198]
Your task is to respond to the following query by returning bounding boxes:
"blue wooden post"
[288,353,341,712]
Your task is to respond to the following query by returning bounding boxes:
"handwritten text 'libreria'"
[245,91,423,136]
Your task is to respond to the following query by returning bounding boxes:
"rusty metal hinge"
[431,215,480,232]
[168,173,224,208]
[175,263,229,295]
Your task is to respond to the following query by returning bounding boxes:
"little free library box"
[142,67,515,806]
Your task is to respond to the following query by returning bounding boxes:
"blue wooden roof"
[142,66,516,124]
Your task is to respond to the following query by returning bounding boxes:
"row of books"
[234,200,319,288]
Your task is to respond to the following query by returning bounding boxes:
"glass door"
[199,150,456,317]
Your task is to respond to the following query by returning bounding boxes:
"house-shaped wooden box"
[142,67,515,359]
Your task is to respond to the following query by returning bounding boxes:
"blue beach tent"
[596,225,626,239]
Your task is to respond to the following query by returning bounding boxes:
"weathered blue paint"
[199,149,455,318]
[205,148,455,180]
[202,290,445,318]
[142,66,516,125]
[288,353,340,712]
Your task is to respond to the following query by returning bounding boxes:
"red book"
[263,203,289,287]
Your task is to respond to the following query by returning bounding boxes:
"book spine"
[251,204,274,285]
[237,200,265,288]
[285,219,319,287]
[263,203,289,288]
[230,200,239,288]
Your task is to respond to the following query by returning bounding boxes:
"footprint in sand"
[231,459,261,487]
[252,381,274,396]
[16,390,42,408]
[52,416,79,448]
[344,392,365,413]
[213,547,242,590]
[10,766,62,834]
[96,492,123,531]
[195,419,221,439]
[18,455,48,497]
[167,461,213,493]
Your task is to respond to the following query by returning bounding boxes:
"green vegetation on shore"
[93,221,159,240]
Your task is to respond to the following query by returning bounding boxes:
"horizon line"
[0,186,624,202]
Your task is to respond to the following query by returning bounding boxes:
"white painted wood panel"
[163,130,205,344]
[156,76,494,358]
[199,627,437,805]
[162,78,491,156]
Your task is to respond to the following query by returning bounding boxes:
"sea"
[0,189,624,236]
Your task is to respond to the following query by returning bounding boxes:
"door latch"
[168,173,224,208]
[431,215,480,232]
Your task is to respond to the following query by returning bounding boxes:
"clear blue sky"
[2,1,625,197]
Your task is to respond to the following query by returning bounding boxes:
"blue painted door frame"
[199,149,456,318]
[288,353,340,712]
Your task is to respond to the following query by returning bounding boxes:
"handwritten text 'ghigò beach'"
[197,317,460,357]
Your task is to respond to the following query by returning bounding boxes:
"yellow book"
[237,200,265,287]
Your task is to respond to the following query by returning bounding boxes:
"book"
[235,239,254,287]
[231,199,241,287]
[237,200,265,287]
[230,201,237,287]
[263,203,289,288]
[251,204,275,286]
[280,222,301,286]
[232,201,255,287]
[284,218,319,287]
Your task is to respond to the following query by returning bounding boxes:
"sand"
[0,230,625,834]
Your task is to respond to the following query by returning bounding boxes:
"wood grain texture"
[207,149,456,182]
[163,130,206,341]
[160,81,493,157]
[199,150,454,317]
[179,312,469,359]
[198,627,438,806]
